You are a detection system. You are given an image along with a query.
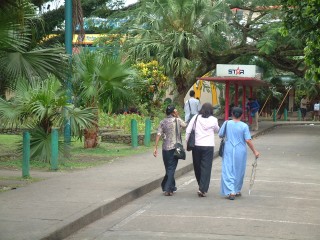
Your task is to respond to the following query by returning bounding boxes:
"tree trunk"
[174,75,192,106]
[84,126,98,148]
[84,104,99,148]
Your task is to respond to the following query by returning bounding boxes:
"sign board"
[216,64,257,78]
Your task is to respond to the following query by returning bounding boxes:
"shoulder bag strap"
[188,100,192,114]
[192,114,199,130]
[176,119,182,143]
[223,121,228,138]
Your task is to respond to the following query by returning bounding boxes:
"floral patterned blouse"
[157,115,187,151]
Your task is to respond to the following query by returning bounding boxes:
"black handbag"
[173,119,186,160]
[187,115,199,151]
[219,121,228,157]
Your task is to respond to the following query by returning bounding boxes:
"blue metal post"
[22,131,30,178]
[144,118,151,147]
[64,0,72,154]
[51,129,59,170]
[273,109,277,122]
[284,108,288,121]
[131,119,138,148]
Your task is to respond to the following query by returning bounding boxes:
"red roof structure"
[197,73,268,121]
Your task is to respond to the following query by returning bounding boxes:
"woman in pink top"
[186,103,220,197]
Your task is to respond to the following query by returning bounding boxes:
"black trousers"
[192,146,214,193]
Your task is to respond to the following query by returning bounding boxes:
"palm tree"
[0,75,97,162]
[118,0,307,105]
[72,49,140,148]
[0,0,67,97]
[123,0,229,104]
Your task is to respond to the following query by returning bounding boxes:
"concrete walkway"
[0,120,318,240]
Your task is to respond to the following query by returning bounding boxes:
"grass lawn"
[0,134,154,171]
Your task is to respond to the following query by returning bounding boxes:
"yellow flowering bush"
[133,61,170,108]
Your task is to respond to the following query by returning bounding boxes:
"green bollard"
[298,109,302,121]
[273,109,277,122]
[144,118,152,147]
[22,131,30,178]
[284,108,288,121]
[131,119,138,148]
[64,120,71,158]
[51,128,59,171]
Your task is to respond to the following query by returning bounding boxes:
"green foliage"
[294,77,320,104]
[132,60,171,110]
[257,39,277,55]
[281,0,320,82]
[72,49,141,113]
[0,0,67,96]
[0,134,154,171]
[121,0,229,101]
[99,111,160,134]
[0,76,97,162]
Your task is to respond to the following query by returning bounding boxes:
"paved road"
[66,124,320,240]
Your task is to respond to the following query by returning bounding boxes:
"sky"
[125,0,138,6]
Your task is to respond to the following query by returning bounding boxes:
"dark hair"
[199,102,213,118]
[166,105,175,115]
[189,90,195,97]
[232,107,243,119]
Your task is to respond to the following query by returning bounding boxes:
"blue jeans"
[161,149,178,192]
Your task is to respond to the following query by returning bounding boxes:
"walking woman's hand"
[153,148,158,157]
[154,135,160,157]
[253,150,260,159]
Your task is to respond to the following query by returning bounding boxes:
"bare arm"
[153,134,161,157]
[245,139,260,158]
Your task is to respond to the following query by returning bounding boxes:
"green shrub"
[99,112,161,134]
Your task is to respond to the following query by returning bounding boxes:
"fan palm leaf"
[0,0,67,95]
[73,49,140,112]
[125,0,228,93]
[0,75,96,161]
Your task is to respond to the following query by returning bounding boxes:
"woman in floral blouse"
[153,105,187,196]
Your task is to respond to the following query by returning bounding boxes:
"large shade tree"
[281,0,320,82]
[115,0,305,105]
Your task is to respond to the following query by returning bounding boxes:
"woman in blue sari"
[219,107,260,200]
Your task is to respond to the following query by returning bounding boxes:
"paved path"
[0,121,319,240]
[66,124,320,240]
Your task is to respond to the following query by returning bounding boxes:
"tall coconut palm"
[0,75,97,162]
[72,49,140,148]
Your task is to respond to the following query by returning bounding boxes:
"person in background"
[247,97,260,131]
[184,90,201,123]
[314,100,320,121]
[185,103,220,197]
[219,107,260,200]
[153,105,187,196]
[300,95,309,121]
